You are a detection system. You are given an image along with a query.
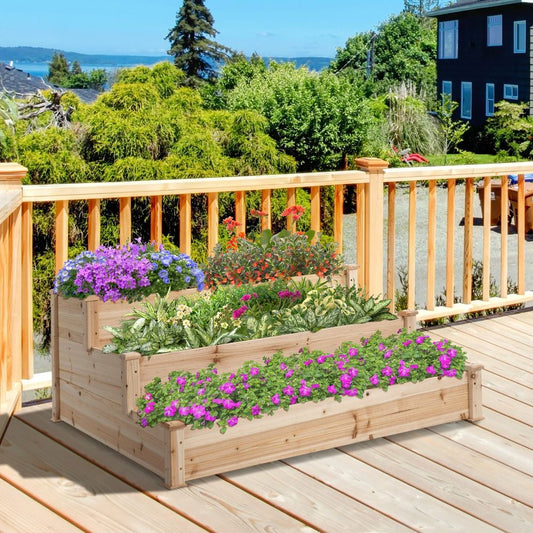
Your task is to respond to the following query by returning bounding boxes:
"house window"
[461,82,472,119]
[439,20,458,59]
[487,15,502,46]
[486,84,495,116]
[514,20,526,53]
[503,84,519,100]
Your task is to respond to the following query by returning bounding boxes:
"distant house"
[0,62,100,103]
[428,0,533,125]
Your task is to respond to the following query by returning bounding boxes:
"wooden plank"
[54,200,68,274]
[286,188,297,230]
[388,428,533,506]
[426,179,436,310]
[260,189,271,231]
[310,186,320,240]
[119,197,131,246]
[16,404,313,532]
[462,178,474,304]
[0,418,203,532]
[222,462,410,532]
[234,190,246,234]
[0,477,82,532]
[87,198,100,251]
[429,420,533,476]
[483,387,533,426]
[207,192,218,255]
[500,177,509,297]
[446,179,456,307]
[285,448,498,531]
[21,202,33,379]
[356,182,365,288]
[333,184,343,254]
[386,182,396,305]
[341,437,533,532]
[476,407,533,450]
[150,195,163,244]
[179,193,192,255]
[407,181,416,309]
[482,177,491,301]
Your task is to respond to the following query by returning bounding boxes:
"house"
[0,62,100,103]
[428,0,533,125]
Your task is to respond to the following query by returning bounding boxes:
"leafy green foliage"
[47,52,107,90]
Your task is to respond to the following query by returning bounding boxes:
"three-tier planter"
[51,269,483,489]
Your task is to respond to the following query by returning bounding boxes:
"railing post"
[355,158,388,298]
[0,163,27,424]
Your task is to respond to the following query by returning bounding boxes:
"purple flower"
[197,388,205,396]
[348,347,358,356]
[227,416,239,427]
[443,368,457,377]
[439,355,451,369]
[402,340,412,347]
[144,393,152,400]
[327,385,337,394]
[141,418,148,427]
[299,384,312,397]
[285,369,294,378]
[249,367,259,376]
[316,355,327,364]
[232,305,248,320]
[241,294,252,301]
[251,404,261,416]
[416,335,427,344]
[340,374,352,389]
[389,376,396,385]
[283,386,294,396]
[219,382,236,394]
[383,349,392,359]
[144,401,155,414]
[271,394,280,405]
[343,388,358,397]
[347,367,358,378]
[370,374,379,386]
[304,359,313,366]
[164,405,176,417]
[178,406,190,416]
[381,366,393,376]
[426,365,437,375]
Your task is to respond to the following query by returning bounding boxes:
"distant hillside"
[0,46,331,71]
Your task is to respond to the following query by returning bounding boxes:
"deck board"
[1,309,532,532]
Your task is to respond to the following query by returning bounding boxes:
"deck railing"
[1,158,533,416]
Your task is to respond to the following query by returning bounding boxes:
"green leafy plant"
[136,329,467,433]
[104,279,396,356]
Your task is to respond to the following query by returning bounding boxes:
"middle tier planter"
[50,289,483,490]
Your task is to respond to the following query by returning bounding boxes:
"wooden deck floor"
[1,309,532,532]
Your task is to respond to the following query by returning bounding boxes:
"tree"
[403,1,441,16]
[166,0,234,86]
[432,94,469,163]
[47,52,70,85]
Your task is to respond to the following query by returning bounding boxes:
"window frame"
[486,83,495,116]
[514,20,526,53]
[439,20,458,59]
[461,81,472,120]
[503,84,519,100]
[487,14,503,47]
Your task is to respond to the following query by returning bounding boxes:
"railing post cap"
[355,157,389,172]
[0,163,28,186]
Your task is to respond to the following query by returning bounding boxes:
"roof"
[427,0,533,17]
[0,62,100,103]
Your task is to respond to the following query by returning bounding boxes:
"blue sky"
[1,1,407,57]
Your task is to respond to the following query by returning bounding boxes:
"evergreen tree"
[71,60,83,75]
[47,52,70,85]
[166,0,234,86]
[403,0,440,16]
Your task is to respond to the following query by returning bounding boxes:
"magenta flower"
[340,374,352,388]
[402,340,412,347]
[144,393,152,401]
[348,347,358,356]
[439,355,451,369]
[249,367,259,376]
[343,388,358,397]
[443,369,457,377]
[144,401,155,414]
[271,394,280,405]
[141,418,148,427]
[327,385,337,394]
[251,404,261,416]
[164,405,176,417]
[219,382,236,394]
[383,349,392,359]
[283,386,295,396]
[241,294,252,301]
[381,366,393,376]
[316,355,327,364]
[227,416,239,427]
[178,406,190,416]
[232,305,248,320]
[290,396,298,405]
[426,365,436,375]
[389,376,397,385]
[299,384,312,397]
[285,369,294,378]
[370,374,379,386]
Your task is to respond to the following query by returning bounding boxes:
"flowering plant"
[104,279,396,356]
[53,241,205,303]
[204,206,343,287]
[136,329,467,432]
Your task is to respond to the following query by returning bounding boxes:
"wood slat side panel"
[407,182,416,309]
[445,179,456,307]
[179,193,192,256]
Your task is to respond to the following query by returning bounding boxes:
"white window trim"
[487,14,503,47]
[503,84,519,100]
[461,82,472,120]
[486,83,495,116]
[439,20,458,59]
[514,20,526,53]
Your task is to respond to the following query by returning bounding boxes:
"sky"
[1,0,407,58]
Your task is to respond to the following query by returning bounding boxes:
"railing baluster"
[482,177,491,301]
[0,219,8,403]
[261,190,271,231]
[463,178,474,304]
[356,182,365,289]
[179,194,192,256]
[334,184,344,254]
[9,205,22,388]
[55,200,68,274]
[310,186,320,242]
[286,188,297,230]
[446,179,456,307]
[387,183,396,306]
[207,192,219,254]
[407,182,416,310]
[426,180,436,310]
[235,191,246,234]
[88,199,100,251]
[21,202,33,379]
[500,177,509,298]
[150,196,163,244]
[517,174,525,294]
[119,198,132,245]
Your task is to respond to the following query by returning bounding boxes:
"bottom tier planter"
[51,289,483,488]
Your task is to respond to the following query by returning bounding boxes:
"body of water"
[12,62,150,79]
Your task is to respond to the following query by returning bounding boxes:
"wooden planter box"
[50,273,482,489]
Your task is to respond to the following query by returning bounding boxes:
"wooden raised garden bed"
[50,276,483,489]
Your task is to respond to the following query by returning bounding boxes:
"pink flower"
[327,385,337,394]
[370,374,379,386]
[381,366,393,376]
[144,401,155,414]
[227,416,239,427]
[251,404,261,416]
[271,394,280,405]
[426,365,436,375]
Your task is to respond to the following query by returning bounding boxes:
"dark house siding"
[434,4,533,125]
